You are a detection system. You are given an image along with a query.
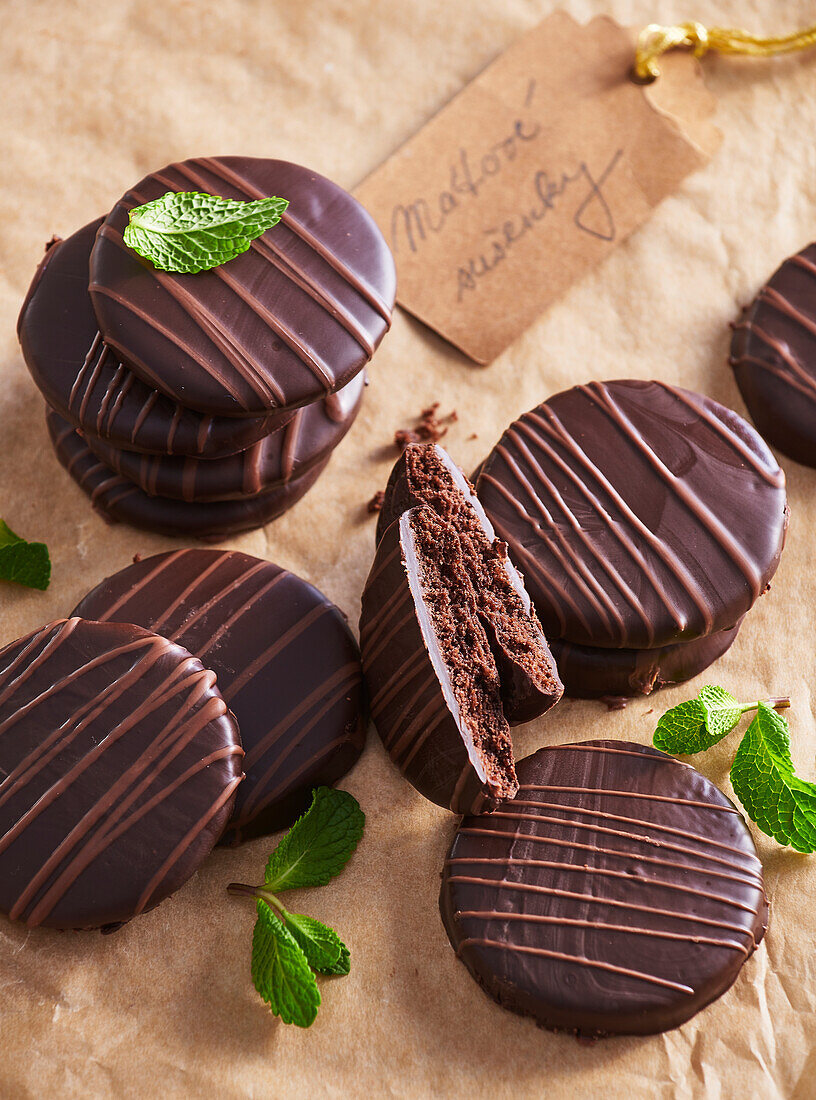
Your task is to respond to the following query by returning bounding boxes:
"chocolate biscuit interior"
[390,444,562,723]
[405,506,517,799]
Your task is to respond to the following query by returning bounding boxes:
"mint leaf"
[654,685,753,755]
[730,703,816,853]
[283,913,349,975]
[0,520,51,590]
[123,191,288,274]
[264,787,365,893]
[251,900,320,1028]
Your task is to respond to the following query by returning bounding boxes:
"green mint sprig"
[0,519,51,590]
[652,687,816,852]
[228,787,364,1027]
[123,191,289,274]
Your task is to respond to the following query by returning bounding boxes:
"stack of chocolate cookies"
[474,379,789,699]
[18,156,396,539]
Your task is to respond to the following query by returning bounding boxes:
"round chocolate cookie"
[18,221,286,458]
[730,244,816,467]
[47,408,329,540]
[440,740,768,1037]
[0,618,242,930]
[73,549,367,844]
[476,380,788,650]
[83,371,364,502]
[551,620,743,700]
[89,157,396,417]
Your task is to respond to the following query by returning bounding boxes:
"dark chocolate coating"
[89,157,396,417]
[376,443,562,724]
[476,380,787,649]
[83,371,363,502]
[18,221,285,458]
[46,408,328,540]
[360,509,515,815]
[440,740,768,1037]
[0,618,242,930]
[730,244,816,468]
[72,549,366,844]
[552,620,742,700]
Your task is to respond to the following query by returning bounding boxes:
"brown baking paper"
[355,12,720,363]
[1,2,816,1098]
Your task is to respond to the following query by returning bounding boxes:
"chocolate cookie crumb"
[367,490,385,514]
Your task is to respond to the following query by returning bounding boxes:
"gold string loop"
[634,19,816,82]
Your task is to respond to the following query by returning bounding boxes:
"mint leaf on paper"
[0,520,51,590]
[251,900,320,1028]
[730,703,816,853]
[228,786,363,1026]
[283,913,349,975]
[264,787,365,893]
[123,191,289,274]
[653,685,787,755]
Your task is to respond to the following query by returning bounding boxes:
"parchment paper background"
[2,2,815,1097]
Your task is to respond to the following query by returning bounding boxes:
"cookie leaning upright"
[88,156,396,418]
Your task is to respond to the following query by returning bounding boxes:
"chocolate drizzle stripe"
[162,557,260,635]
[456,912,750,955]
[489,808,755,861]
[368,647,433,712]
[534,406,711,631]
[480,463,613,639]
[236,734,352,824]
[454,937,695,994]
[545,743,692,759]
[733,335,816,402]
[280,411,302,481]
[241,662,360,770]
[165,159,378,357]
[225,602,332,699]
[446,877,757,943]
[586,382,763,598]
[135,775,243,915]
[239,671,360,814]
[516,786,740,812]
[196,570,287,660]
[93,550,188,623]
[25,745,243,926]
[69,332,102,413]
[0,620,79,706]
[761,284,816,342]
[194,156,392,322]
[517,414,689,637]
[458,827,762,888]
[106,216,286,405]
[663,383,785,486]
[360,597,416,664]
[445,856,757,913]
[502,428,629,639]
[390,692,448,763]
[89,265,255,406]
[16,684,230,923]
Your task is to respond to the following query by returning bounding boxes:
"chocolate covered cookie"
[47,408,328,540]
[89,157,396,417]
[73,549,366,843]
[476,380,787,650]
[440,741,768,1036]
[84,372,364,502]
[376,443,562,723]
[731,244,816,467]
[18,221,285,458]
[0,618,242,930]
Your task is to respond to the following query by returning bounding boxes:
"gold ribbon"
[634,19,816,82]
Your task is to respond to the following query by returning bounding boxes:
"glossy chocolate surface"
[552,620,742,700]
[84,372,363,502]
[18,221,285,458]
[476,380,787,649]
[73,549,366,843]
[0,618,242,930]
[731,244,816,467]
[47,408,328,539]
[89,157,396,417]
[440,740,768,1036]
